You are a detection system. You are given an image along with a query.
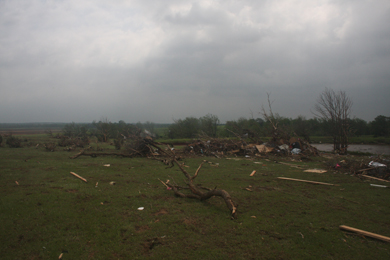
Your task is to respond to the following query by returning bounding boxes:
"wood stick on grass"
[277,177,334,186]
[339,225,390,243]
[361,175,390,183]
[70,172,87,182]
[250,170,256,176]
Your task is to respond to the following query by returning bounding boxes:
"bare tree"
[260,93,292,144]
[314,88,352,153]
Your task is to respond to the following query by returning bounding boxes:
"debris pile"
[326,156,389,182]
[182,136,319,158]
[183,138,255,157]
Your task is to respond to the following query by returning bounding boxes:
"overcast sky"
[1,0,389,124]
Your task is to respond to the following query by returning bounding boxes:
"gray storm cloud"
[1,0,389,123]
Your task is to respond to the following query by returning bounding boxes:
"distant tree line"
[56,114,389,143]
[61,120,160,141]
[165,114,389,140]
[167,114,220,139]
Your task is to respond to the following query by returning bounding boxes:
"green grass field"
[1,135,390,259]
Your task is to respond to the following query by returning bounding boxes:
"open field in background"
[1,134,390,259]
[1,125,390,144]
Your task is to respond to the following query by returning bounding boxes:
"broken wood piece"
[250,170,256,176]
[15,181,19,185]
[70,172,87,182]
[277,177,334,186]
[361,175,390,183]
[158,178,170,189]
[59,253,63,259]
[304,169,327,173]
[256,145,274,153]
[357,167,375,173]
[339,225,390,243]
[370,184,388,188]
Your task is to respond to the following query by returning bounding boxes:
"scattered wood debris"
[326,156,389,182]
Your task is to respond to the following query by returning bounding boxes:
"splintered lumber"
[303,169,327,173]
[70,172,87,182]
[256,145,274,153]
[361,175,390,183]
[339,225,390,243]
[277,177,334,186]
[250,170,256,176]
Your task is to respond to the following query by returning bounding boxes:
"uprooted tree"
[314,88,352,154]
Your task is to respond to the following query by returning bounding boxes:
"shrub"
[114,137,124,150]
[44,143,56,152]
[6,136,22,148]
[57,136,89,148]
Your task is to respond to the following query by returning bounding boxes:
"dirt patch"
[183,217,197,226]
[66,189,78,193]
[142,237,162,252]
[135,225,150,233]
[153,208,168,216]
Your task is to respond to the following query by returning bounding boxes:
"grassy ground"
[1,135,390,259]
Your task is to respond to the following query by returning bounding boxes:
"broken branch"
[163,157,237,219]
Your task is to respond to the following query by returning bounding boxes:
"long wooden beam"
[361,175,390,183]
[339,225,390,243]
[277,177,334,186]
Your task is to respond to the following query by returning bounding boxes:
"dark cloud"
[1,0,389,123]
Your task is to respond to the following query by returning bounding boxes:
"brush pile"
[325,155,390,181]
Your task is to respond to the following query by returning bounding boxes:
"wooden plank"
[70,172,87,182]
[303,169,327,173]
[357,167,375,173]
[361,175,390,183]
[339,225,390,243]
[277,177,334,186]
[250,170,256,176]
